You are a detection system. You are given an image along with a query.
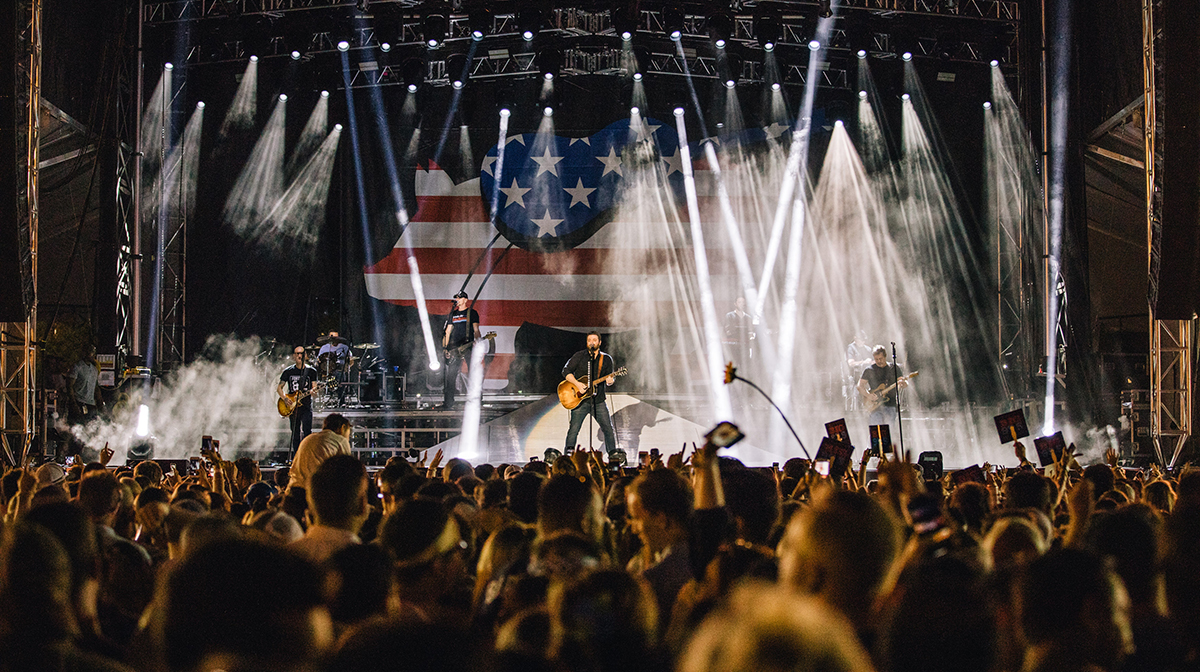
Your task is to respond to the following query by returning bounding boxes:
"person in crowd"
[288,412,353,492]
[290,454,369,563]
[776,488,901,646]
[1017,548,1134,672]
[679,581,874,672]
[625,468,693,621]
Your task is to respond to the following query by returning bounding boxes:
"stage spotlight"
[536,48,562,81]
[663,2,685,40]
[196,101,205,108]
[857,49,867,58]
[279,93,287,102]
[500,108,511,118]
[983,101,992,109]
[901,93,911,101]
[380,42,391,52]
[249,55,258,63]
[428,360,441,371]
[543,106,553,116]
[518,8,542,41]
[613,4,640,41]
[337,40,350,52]
[818,0,833,18]
[424,13,447,48]
[633,72,642,81]
[725,78,736,89]
[321,90,329,98]
[708,11,732,46]
[334,123,343,131]
[164,62,174,70]
[756,12,781,51]
[673,107,684,116]
[630,106,639,115]
[446,53,469,89]
[809,39,821,51]
[835,119,843,127]
[469,6,492,40]
[135,404,150,438]
[771,82,781,91]
[990,59,1000,67]
[402,56,426,92]
[902,51,913,61]
[858,90,867,99]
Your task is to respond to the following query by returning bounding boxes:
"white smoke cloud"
[71,335,292,461]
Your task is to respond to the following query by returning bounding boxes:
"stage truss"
[1,0,40,467]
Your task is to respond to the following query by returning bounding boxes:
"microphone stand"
[891,341,904,456]
[587,355,595,453]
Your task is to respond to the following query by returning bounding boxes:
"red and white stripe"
[364,162,737,388]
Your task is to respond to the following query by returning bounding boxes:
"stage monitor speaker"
[1154,0,1200,319]
[0,3,29,322]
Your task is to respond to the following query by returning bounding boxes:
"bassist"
[857,345,909,433]
[562,332,619,456]
[442,290,482,409]
[278,346,318,454]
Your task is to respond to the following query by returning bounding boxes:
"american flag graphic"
[363,117,790,390]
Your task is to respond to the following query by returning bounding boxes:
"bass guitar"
[558,367,628,410]
[861,371,919,414]
[444,331,498,360]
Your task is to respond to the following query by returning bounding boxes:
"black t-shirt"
[445,308,480,348]
[280,366,317,408]
[562,350,616,403]
[861,363,904,408]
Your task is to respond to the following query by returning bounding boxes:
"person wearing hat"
[441,290,481,409]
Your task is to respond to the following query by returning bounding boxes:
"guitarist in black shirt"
[277,346,318,454]
[442,290,481,409]
[562,332,619,456]
[857,346,909,432]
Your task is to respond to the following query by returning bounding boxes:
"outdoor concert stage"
[249,392,1006,469]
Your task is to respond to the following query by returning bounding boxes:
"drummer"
[317,332,353,406]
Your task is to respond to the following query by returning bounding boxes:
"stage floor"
[235,392,1016,469]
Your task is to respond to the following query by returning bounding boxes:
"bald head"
[777,489,900,632]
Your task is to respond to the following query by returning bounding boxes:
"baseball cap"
[453,290,468,299]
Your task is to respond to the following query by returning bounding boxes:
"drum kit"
[303,334,382,409]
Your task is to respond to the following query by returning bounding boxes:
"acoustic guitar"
[860,371,919,414]
[558,367,628,410]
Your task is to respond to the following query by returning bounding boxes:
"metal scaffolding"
[1142,0,1192,468]
[1,0,40,466]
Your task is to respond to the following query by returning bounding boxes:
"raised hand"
[99,443,114,467]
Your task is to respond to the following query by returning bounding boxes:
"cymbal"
[317,334,349,345]
[354,342,380,350]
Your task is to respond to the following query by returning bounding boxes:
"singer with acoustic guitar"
[561,331,620,456]
[278,345,319,454]
[857,345,913,434]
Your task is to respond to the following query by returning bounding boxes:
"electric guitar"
[860,371,919,414]
[443,332,497,360]
[277,386,319,418]
[558,367,629,410]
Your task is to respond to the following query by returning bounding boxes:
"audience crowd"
[3,412,1200,672]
